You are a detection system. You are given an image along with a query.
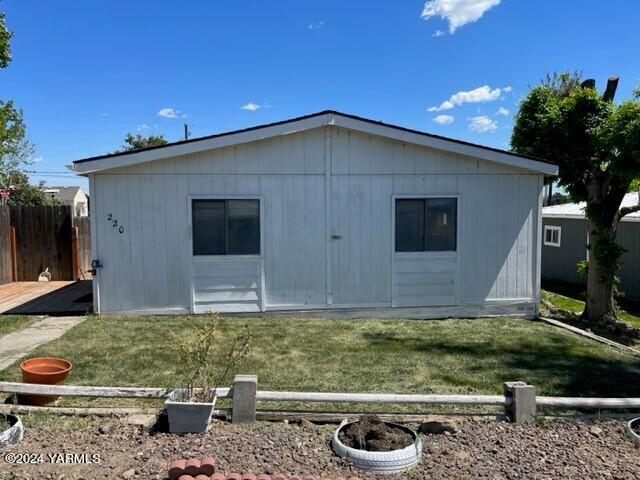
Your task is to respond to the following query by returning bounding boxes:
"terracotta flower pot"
[19,357,72,406]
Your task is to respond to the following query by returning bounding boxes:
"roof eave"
[71,111,558,176]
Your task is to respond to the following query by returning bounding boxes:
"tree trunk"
[583,218,616,321]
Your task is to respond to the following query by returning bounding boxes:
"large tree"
[512,73,640,329]
[0,100,34,189]
[0,6,46,206]
[0,6,12,68]
[114,133,168,153]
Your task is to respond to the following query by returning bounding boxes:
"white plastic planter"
[332,420,422,474]
[627,417,640,446]
[0,414,23,447]
[165,390,217,434]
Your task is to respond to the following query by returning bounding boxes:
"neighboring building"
[44,186,89,216]
[71,111,556,316]
[542,192,640,299]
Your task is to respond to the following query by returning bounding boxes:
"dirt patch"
[338,415,414,451]
[1,416,639,479]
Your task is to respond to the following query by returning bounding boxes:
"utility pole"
[184,123,190,141]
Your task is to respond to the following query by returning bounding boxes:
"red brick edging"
[169,456,360,480]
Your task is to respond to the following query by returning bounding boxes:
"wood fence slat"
[73,216,92,278]
[0,206,11,284]
[10,226,17,281]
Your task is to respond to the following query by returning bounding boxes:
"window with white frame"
[192,199,260,255]
[544,225,561,247]
[395,198,457,252]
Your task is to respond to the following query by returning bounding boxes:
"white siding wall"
[90,126,543,314]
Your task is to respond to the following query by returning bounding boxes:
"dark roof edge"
[72,109,557,167]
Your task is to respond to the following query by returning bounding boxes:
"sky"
[1,0,639,191]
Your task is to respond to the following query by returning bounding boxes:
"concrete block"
[504,381,536,424]
[232,374,257,424]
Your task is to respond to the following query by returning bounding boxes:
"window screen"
[192,199,260,255]
[395,198,457,252]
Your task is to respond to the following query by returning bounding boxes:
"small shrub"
[178,313,251,403]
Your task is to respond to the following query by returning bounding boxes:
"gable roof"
[543,192,640,223]
[70,110,558,176]
[43,186,86,203]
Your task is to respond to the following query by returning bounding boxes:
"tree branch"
[603,76,620,102]
[581,79,596,89]
[615,196,640,224]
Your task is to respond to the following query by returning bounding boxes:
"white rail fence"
[1,378,639,425]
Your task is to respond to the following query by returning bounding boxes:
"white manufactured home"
[71,111,557,317]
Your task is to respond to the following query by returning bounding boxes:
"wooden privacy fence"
[0,205,91,283]
[1,378,639,425]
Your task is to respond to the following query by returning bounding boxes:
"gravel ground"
[0,416,638,479]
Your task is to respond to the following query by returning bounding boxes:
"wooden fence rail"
[255,391,509,405]
[0,382,231,399]
[2,380,640,425]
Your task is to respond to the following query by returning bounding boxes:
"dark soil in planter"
[632,419,640,436]
[338,415,414,452]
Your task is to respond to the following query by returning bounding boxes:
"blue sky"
[2,0,639,190]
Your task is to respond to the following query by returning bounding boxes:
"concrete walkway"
[0,316,85,370]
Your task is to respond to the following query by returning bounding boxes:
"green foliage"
[0,100,34,185]
[513,74,640,205]
[630,178,640,192]
[0,101,38,203]
[513,78,618,202]
[4,171,57,206]
[0,7,12,69]
[576,260,588,278]
[179,313,251,402]
[115,133,168,153]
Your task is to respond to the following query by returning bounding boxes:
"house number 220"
[106,213,125,234]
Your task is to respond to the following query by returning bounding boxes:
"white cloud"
[496,107,510,116]
[432,30,446,37]
[32,156,44,163]
[100,112,110,117]
[468,115,498,133]
[137,123,151,131]
[241,102,261,112]
[421,0,502,33]
[433,114,455,125]
[503,86,512,93]
[428,85,503,112]
[308,21,324,30]
[157,107,185,119]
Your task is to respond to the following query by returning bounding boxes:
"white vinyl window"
[544,225,561,247]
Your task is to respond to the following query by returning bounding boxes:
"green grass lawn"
[541,281,640,329]
[0,315,638,411]
[0,315,37,338]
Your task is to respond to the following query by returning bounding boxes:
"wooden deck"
[0,281,93,315]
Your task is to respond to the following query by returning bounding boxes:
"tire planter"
[0,414,23,447]
[626,417,640,446]
[332,420,422,474]
[165,390,217,434]
[20,357,72,406]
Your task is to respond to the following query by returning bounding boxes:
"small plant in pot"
[166,313,251,434]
